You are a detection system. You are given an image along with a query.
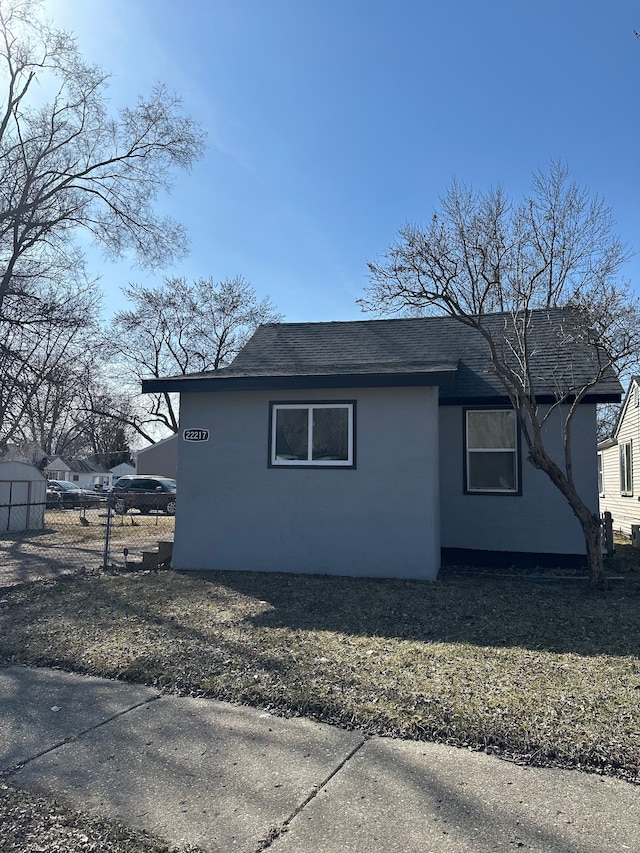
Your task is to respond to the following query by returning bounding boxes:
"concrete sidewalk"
[1,666,638,852]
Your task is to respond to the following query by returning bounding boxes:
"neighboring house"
[85,463,137,491]
[136,435,178,479]
[598,377,640,538]
[45,457,110,490]
[142,310,621,581]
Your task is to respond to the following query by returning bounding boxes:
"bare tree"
[0,0,205,457]
[596,402,622,444]
[60,380,135,467]
[0,276,100,448]
[0,0,205,319]
[2,335,137,465]
[360,162,639,586]
[105,275,282,439]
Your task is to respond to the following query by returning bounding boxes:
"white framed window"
[465,408,519,494]
[597,453,604,496]
[620,440,633,496]
[270,402,355,467]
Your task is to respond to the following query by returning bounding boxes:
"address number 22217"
[183,428,210,442]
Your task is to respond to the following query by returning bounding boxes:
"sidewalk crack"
[1,693,161,779]
[254,734,368,851]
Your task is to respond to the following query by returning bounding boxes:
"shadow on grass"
[2,557,639,669]
[0,570,279,695]
[184,562,640,658]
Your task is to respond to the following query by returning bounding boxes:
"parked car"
[109,476,177,516]
[47,480,101,509]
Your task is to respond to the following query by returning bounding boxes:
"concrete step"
[141,540,173,569]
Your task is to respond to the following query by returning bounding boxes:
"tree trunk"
[581,510,607,589]
[528,444,607,588]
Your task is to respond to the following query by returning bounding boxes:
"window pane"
[468,451,516,491]
[620,442,632,493]
[467,410,516,449]
[312,407,349,461]
[597,455,603,494]
[275,408,309,460]
[620,446,624,490]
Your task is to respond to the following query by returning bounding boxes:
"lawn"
[1,559,639,787]
[0,782,184,853]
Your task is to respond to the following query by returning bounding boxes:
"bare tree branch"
[361,161,639,586]
[0,0,206,452]
[0,0,205,317]
[105,275,282,438]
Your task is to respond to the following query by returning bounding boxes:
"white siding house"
[45,456,110,489]
[598,377,640,537]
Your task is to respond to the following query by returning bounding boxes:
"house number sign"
[183,428,210,442]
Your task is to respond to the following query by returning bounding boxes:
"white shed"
[0,461,46,531]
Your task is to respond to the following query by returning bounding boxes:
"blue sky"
[49,0,639,323]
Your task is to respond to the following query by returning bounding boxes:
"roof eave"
[142,372,621,404]
[142,368,458,394]
[598,437,618,450]
[438,391,622,406]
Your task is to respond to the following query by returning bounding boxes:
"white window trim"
[465,408,519,494]
[270,402,354,467]
[620,440,633,496]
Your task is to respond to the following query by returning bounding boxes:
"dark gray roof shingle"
[142,309,622,402]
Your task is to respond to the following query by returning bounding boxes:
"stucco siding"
[439,404,597,556]
[173,386,440,579]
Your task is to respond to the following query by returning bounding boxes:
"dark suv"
[110,476,177,516]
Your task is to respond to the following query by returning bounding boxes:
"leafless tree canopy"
[0,0,205,317]
[596,401,622,444]
[0,0,205,457]
[361,162,640,586]
[0,277,95,441]
[105,275,282,439]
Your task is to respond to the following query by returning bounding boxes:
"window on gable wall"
[270,402,355,467]
[465,409,519,494]
[597,453,604,495]
[620,440,633,496]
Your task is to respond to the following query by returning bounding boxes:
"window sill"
[464,489,521,497]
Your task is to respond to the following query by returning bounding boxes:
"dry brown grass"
[2,561,639,784]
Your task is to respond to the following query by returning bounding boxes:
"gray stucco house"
[143,309,621,581]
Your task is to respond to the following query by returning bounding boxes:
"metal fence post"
[102,496,113,570]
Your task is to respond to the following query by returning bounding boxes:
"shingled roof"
[142,308,622,403]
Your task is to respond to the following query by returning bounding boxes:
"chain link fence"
[0,497,175,587]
